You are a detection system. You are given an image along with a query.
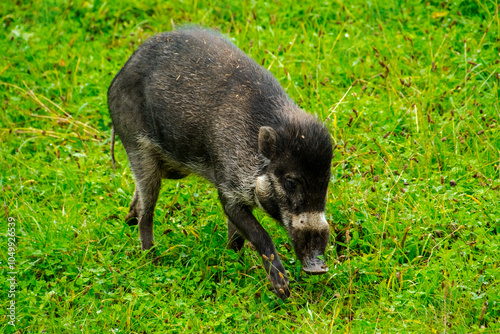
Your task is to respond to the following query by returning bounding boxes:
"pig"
[107,27,333,299]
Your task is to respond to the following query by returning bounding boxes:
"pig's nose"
[302,257,329,275]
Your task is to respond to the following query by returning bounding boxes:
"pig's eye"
[284,178,297,192]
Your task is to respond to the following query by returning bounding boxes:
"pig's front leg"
[222,202,290,299]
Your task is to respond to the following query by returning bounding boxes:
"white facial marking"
[255,175,271,211]
[290,212,329,231]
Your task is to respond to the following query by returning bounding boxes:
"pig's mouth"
[302,255,329,275]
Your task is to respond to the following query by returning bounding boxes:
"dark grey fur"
[107,28,332,299]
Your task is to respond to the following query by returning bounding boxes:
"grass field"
[1,0,500,332]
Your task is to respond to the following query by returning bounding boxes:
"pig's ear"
[258,126,277,160]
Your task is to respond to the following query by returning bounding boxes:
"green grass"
[1,0,500,332]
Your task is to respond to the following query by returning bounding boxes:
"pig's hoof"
[270,270,290,299]
[143,246,158,261]
[302,257,329,275]
[125,214,139,226]
[227,237,245,253]
[274,285,290,299]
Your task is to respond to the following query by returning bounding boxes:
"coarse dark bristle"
[275,118,333,176]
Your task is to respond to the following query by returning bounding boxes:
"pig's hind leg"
[127,148,163,251]
[124,188,140,226]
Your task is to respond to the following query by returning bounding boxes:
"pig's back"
[108,28,292,182]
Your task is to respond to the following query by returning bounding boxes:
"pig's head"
[255,119,332,274]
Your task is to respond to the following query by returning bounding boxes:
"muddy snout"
[290,212,330,275]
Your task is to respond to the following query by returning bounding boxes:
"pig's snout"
[302,254,329,275]
[289,212,330,275]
